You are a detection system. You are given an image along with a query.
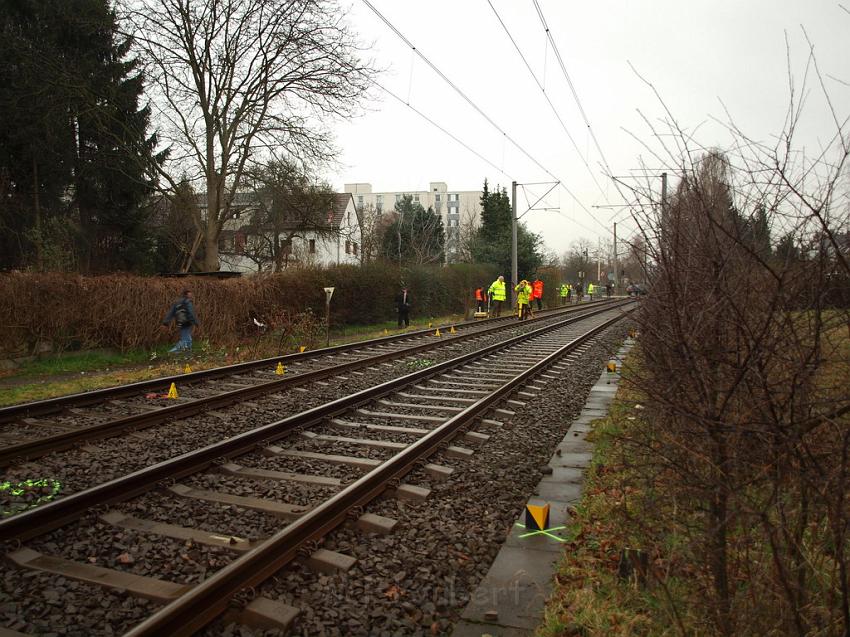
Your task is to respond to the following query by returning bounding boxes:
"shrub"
[0,262,497,356]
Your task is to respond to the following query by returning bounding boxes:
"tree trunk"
[32,155,43,271]
[204,169,222,270]
[204,225,220,271]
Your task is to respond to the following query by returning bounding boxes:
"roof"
[330,193,355,227]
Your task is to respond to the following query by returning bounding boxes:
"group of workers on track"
[474,275,610,321]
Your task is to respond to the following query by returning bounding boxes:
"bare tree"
[454,206,479,263]
[357,202,392,263]
[560,238,592,281]
[608,34,850,634]
[121,0,375,270]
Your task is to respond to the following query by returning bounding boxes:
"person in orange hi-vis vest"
[474,286,487,312]
[531,278,544,311]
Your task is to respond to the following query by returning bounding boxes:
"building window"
[435,194,441,202]
[353,242,358,256]
[235,232,246,253]
[395,194,402,203]
[376,202,383,213]
[309,239,316,254]
[376,194,383,203]
[356,195,364,209]
[413,194,419,202]
[345,240,351,254]
[449,193,458,202]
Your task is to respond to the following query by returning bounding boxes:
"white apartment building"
[343,182,482,262]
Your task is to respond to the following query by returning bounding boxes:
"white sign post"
[324,287,335,347]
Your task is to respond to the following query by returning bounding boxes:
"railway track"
[0,301,615,468]
[0,301,632,636]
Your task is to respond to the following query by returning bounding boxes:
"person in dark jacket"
[395,287,412,328]
[162,290,199,352]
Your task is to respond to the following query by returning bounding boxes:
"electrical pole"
[511,180,518,306]
[597,237,602,282]
[661,172,668,226]
[613,222,618,292]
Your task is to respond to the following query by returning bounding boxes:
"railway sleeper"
[329,418,430,436]
[99,511,259,553]
[228,597,300,633]
[5,547,192,602]
[166,483,308,520]
[217,462,342,488]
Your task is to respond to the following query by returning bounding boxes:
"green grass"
[0,312,468,407]
[8,348,159,378]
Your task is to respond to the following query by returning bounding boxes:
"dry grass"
[537,387,710,637]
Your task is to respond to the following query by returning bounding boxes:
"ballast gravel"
[200,321,631,636]
[0,306,630,635]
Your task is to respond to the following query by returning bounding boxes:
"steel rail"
[125,306,634,636]
[0,301,612,422]
[0,301,631,542]
[0,303,615,467]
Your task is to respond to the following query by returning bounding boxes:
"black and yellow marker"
[525,503,550,531]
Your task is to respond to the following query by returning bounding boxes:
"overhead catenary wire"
[530,0,633,213]
[360,0,615,237]
[371,80,619,239]
[485,0,607,198]
[376,80,511,180]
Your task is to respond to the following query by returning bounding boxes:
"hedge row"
[0,263,500,356]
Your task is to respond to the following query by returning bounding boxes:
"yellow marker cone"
[449,325,456,334]
[607,360,617,373]
[275,362,285,375]
[434,328,441,337]
[525,503,551,531]
[167,383,179,399]
[428,322,433,328]
[183,364,192,374]
[299,345,307,353]
[384,329,388,335]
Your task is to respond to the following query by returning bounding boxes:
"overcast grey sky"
[325,0,850,256]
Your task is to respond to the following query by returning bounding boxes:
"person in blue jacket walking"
[162,289,199,353]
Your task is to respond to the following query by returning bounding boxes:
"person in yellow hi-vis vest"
[588,282,595,300]
[488,275,506,317]
[515,280,532,321]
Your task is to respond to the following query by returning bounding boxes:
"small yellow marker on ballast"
[434,328,441,337]
[428,322,433,328]
[449,325,456,334]
[606,359,617,373]
[167,383,179,399]
[275,362,285,375]
[183,364,192,374]
[299,345,307,353]
[384,329,389,335]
